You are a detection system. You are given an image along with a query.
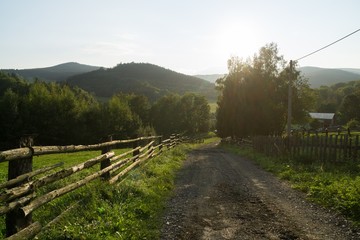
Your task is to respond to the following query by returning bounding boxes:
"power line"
[296,28,360,61]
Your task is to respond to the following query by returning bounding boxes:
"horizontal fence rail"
[252,134,360,162]
[0,134,184,239]
[0,136,161,163]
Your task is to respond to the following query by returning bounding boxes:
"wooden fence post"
[133,138,140,158]
[100,135,112,180]
[158,136,163,151]
[6,135,34,237]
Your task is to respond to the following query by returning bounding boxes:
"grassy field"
[209,102,217,113]
[0,137,219,239]
[0,148,130,183]
[222,143,360,226]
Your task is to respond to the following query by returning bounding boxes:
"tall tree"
[216,43,314,138]
[339,89,360,124]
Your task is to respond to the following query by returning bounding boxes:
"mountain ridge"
[66,62,217,101]
[195,67,360,88]
[1,62,100,82]
[2,62,360,92]
[298,66,360,88]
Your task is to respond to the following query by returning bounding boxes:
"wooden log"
[153,143,163,152]
[0,148,33,163]
[20,153,123,217]
[109,156,136,176]
[100,136,113,180]
[138,146,154,159]
[139,141,155,153]
[0,136,162,163]
[42,200,81,230]
[31,139,140,156]
[110,147,155,185]
[110,147,141,162]
[133,139,140,157]
[158,136,163,151]
[0,193,36,215]
[162,139,171,144]
[5,221,42,240]
[108,156,139,184]
[1,152,114,203]
[6,136,33,237]
[0,162,63,190]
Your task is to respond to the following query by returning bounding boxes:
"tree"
[151,93,210,136]
[103,95,141,138]
[216,43,314,138]
[151,94,181,136]
[340,89,360,124]
[0,89,22,149]
[178,93,210,134]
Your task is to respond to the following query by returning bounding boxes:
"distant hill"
[67,62,217,101]
[339,68,360,75]
[299,67,360,88]
[194,74,225,83]
[1,62,100,82]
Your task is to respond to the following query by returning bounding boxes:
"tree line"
[315,81,360,128]
[0,72,210,150]
[216,43,360,138]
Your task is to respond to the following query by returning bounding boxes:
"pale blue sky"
[1,0,359,74]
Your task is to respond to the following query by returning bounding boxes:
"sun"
[215,23,261,59]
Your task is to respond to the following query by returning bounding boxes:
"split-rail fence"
[0,134,184,239]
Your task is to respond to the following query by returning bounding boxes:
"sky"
[1,0,359,75]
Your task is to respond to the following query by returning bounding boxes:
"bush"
[346,119,360,130]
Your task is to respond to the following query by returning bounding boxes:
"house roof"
[309,112,335,120]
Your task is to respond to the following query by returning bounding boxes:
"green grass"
[221,143,360,226]
[308,131,360,137]
[1,139,219,239]
[0,148,132,238]
[0,148,130,183]
[209,102,217,113]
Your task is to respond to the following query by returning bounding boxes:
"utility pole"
[287,60,293,137]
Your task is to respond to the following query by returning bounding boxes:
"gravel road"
[161,142,359,240]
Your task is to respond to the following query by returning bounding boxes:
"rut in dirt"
[161,142,359,240]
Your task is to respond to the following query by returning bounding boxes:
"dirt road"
[161,142,359,240]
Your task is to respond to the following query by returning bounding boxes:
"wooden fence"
[252,134,360,162]
[0,134,183,239]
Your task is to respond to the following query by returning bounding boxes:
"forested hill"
[1,62,100,82]
[300,67,360,88]
[66,62,217,101]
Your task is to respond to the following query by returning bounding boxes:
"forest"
[0,71,210,150]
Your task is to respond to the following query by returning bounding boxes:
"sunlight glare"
[215,23,261,60]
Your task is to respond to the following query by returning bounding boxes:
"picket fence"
[252,134,360,162]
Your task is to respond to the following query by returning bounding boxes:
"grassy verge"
[221,143,360,226]
[1,138,219,239]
